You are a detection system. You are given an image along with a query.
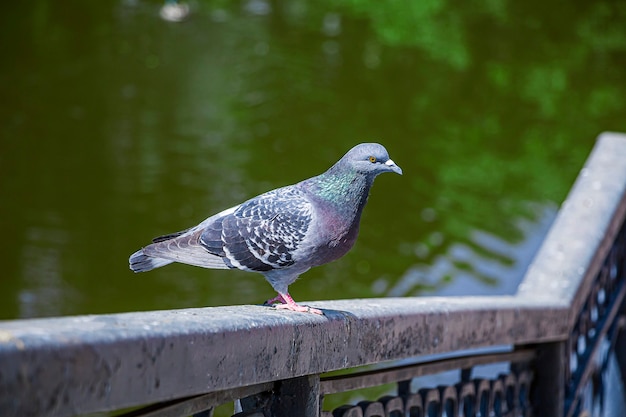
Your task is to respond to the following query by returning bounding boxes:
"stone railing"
[1,132,625,417]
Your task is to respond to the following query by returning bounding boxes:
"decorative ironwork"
[326,370,533,417]
[565,221,626,417]
[319,350,533,417]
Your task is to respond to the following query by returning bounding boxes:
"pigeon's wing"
[199,187,313,272]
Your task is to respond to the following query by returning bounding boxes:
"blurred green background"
[1,0,625,320]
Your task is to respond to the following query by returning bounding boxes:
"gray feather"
[199,187,313,272]
[129,250,174,272]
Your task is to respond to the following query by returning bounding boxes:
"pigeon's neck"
[300,165,377,264]
[308,166,374,219]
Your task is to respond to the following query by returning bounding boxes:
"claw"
[275,303,323,315]
[264,294,287,306]
[265,292,323,315]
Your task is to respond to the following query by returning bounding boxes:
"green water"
[1,0,626,320]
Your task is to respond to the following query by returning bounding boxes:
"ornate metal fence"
[1,133,625,417]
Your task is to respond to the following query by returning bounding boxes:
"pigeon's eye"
[368,156,377,163]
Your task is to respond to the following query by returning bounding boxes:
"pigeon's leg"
[273,292,323,315]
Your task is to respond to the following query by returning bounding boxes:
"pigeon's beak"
[385,159,403,175]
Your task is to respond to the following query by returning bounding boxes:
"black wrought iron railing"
[1,132,625,417]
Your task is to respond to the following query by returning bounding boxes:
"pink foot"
[275,303,323,315]
[267,292,323,315]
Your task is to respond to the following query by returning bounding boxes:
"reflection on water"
[19,225,75,318]
[388,204,557,297]
[1,1,626,319]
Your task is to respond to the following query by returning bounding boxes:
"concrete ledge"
[0,296,567,416]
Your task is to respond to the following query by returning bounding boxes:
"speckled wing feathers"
[200,187,313,272]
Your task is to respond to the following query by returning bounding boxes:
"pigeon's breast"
[304,200,361,266]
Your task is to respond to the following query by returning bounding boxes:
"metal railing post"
[236,375,321,417]
[531,341,566,417]
[268,375,320,417]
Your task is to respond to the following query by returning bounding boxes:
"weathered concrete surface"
[518,132,626,318]
[0,296,568,417]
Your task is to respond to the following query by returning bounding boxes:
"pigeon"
[129,143,402,314]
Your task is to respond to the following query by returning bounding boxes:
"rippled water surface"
[1,1,626,319]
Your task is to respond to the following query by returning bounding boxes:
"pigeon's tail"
[129,249,174,272]
[129,226,231,272]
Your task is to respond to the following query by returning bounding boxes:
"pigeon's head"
[341,143,403,176]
